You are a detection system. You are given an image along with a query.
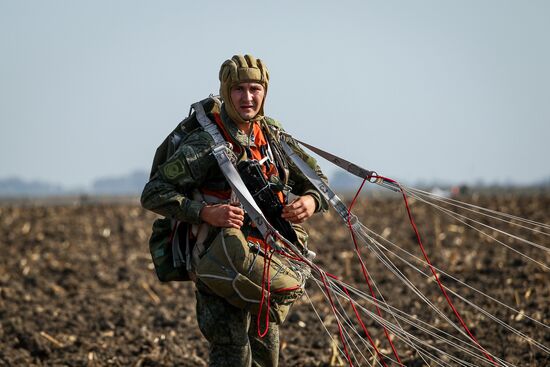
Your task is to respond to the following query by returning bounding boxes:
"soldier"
[141,54,328,367]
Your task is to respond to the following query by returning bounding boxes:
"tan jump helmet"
[219,54,269,125]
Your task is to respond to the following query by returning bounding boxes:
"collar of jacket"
[220,104,261,149]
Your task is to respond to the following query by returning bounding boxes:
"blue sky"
[1,1,549,188]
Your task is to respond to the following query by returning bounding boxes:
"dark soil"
[1,193,549,366]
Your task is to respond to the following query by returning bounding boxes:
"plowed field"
[1,193,549,366]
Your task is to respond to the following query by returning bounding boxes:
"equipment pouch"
[196,228,304,324]
[148,217,191,282]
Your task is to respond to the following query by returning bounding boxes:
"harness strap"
[295,139,375,181]
[287,135,400,193]
[279,139,353,224]
[212,112,243,155]
[191,100,282,250]
[193,100,226,145]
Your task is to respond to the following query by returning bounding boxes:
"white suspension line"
[330,285,382,366]
[410,189,550,238]
[447,284,550,355]
[344,229,432,366]
[303,289,349,364]
[310,275,378,366]
[323,274,489,362]
[358,222,550,332]
[341,231,519,366]
[408,191,550,270]
[404,186,550,233]
[321,276,503,367]
[311,277,454,367]
[352,226,546,365]
[404,188,550,255]
[327,276,475,355]
[350,228,477,342]
[360,224,550,355]
[330,278,519,367]
[285,231,450,366]
[328,281,473,367]
[320,270,367,366]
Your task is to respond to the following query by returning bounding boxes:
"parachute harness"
[193,100,313,336]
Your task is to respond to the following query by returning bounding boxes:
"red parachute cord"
[257,244,274,338]
[273,233,355,365]
[375,175,500,367]
[347,178,403,366]
[326,273,389,367]
[271,228,381,365]
[320,272,355,366]
[274,248,303,262]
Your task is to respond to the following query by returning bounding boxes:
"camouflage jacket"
[140,98,328,225]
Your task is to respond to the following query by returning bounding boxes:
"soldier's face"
[230,82,265,121]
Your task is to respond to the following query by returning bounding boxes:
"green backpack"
[149,218,190,282]
[146,104,204,282]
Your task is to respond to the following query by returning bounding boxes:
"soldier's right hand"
[199,203,245,229]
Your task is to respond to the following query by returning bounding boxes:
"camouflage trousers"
[195,283,280,367]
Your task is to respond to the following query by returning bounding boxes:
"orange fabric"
[247,235,268,248]
[212,113,242,154]
[200,187,232,200]
[249,123,284,203]
[212,113,284,204]
[250,124,278,176]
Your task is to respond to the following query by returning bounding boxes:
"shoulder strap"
[192,100,226,145]
[279,134,400,228]
[279,138,353,224]
[191,99,287,249]
[194,97,244,155]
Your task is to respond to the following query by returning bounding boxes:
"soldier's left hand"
[281,195,316,224]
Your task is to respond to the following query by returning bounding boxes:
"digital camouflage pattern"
[141,99,328,223]
[196,283,280,367]
[141,97,328,366]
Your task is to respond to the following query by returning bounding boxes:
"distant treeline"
[1,170,549,198]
